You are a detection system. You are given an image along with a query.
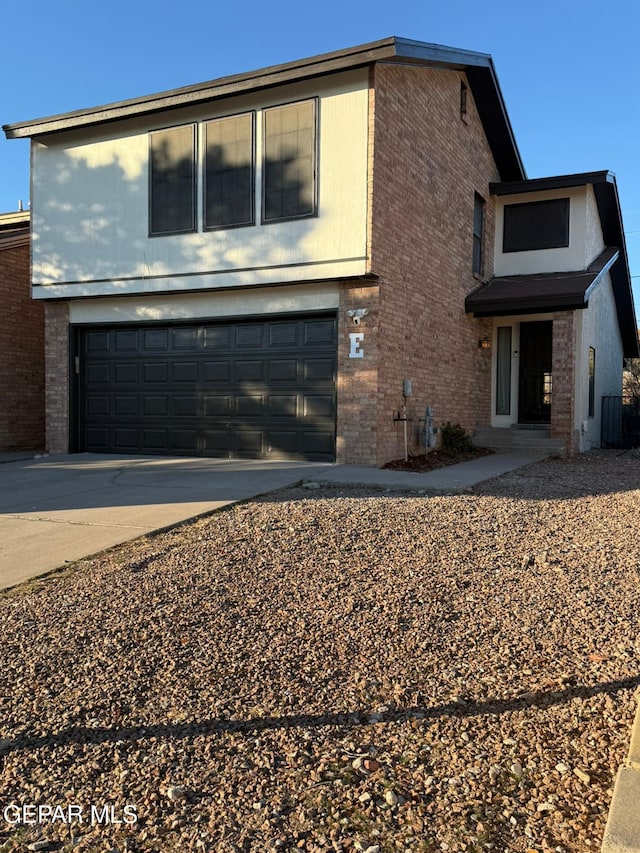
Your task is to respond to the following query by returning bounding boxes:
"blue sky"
[2,0,639,306]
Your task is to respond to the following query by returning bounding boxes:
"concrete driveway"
[0,454,333,589]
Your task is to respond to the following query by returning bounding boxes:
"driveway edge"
[602,699,640,852]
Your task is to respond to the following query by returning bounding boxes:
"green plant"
[439,422,476,454]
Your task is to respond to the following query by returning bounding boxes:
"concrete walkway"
[0,450,544,590]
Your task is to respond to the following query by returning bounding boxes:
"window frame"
[473,193,485,276]
[261,97,319,225]
[503,198,570,253]
[203,110,256,232]
[148,122,197,237]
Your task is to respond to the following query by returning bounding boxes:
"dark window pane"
[473,193,485,275]
[263,100,316,222]
[588,347,596,417]
[205,113,254,229]
[149,126,196,235]
[503,198,570,253]
[496,326,512,415]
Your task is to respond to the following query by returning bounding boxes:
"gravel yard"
[0,450,639,853]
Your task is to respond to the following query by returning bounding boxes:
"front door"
[518,321,552,423]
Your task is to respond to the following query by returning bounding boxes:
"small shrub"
[440,421,475,454]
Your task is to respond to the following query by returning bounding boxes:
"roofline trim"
[2,36,511,152]
[490,171,614,196]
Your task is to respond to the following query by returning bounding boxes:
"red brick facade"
[551,311,578,454]
[0,235,45,451]
[336,64,499,466]
[43,301,70,454]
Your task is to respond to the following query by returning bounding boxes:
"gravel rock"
[0,450,638,852]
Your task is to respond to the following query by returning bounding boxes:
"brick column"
[336,282,380,465]
[551,311,578,455]
[44,301,70,454]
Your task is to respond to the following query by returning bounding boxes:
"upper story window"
[503,197,570,253]
[149,124,196,235]
[473,193,485,275]
[204,112,254,230]
[149,99,318,235]
[263,99,317,222]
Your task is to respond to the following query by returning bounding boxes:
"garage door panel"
[203,326,232,350]
[203,361,231,382]
[173,328,199,350]
[268,322,299,347]
[269,395,298,417]
[269,360,298,381]
[143,329,169,351]
[86,395,110,416]
[114,428,138,449]
[115,363,138,384]
[78,315,336,460]
[235,325,264,348]
[236,360,264,381]
[173,396,199,417]
[86,363,110,385]
[171,430,199,451]
[85,331,110,353]
[235,430,263,455]
[114,396,138,416]
[236,395,264,416]
[114,330,138,351]
[143,363,168,383]
[304,358,334,382]
[144,396,169,416]
[87,427,109,449]
[173,362,199,382]
[304,395,334,418]
[304,319,335,345]
[143,429,168,449]
[204,395,231,416]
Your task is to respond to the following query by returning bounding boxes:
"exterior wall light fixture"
[479,338,491,350]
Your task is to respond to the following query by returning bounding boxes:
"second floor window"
[263,99,317,222]
[149,125,196,235]
[473,193,485,275]
[204,113,254,230]
[149,98,318,235]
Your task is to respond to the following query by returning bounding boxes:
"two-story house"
[3,37,637,464]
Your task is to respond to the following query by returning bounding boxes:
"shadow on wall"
[33,136,317,286]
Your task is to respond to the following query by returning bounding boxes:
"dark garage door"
[76,315,337,460]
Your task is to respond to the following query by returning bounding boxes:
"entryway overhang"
[465,246,619,318]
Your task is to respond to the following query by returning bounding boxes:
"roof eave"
[1,36,524,179]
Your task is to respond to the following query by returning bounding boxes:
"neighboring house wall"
[369,63,497,465]
[0,227,45,451]
[30,69,370,299]
[574,273,623,450]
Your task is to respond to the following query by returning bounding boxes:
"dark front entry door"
[518,321,552,423]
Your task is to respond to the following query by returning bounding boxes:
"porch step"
[472,426,565,455]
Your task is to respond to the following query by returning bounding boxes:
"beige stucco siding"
[493,186,603,276]
[574,273,623,450]
[68,282,339,324]
[31,70,369,298]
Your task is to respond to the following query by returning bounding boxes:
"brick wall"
[368,64,499,465]
[44,301,70,454]
[336,281,380,464]
[0,240,45,451]
[551,311,578,454]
